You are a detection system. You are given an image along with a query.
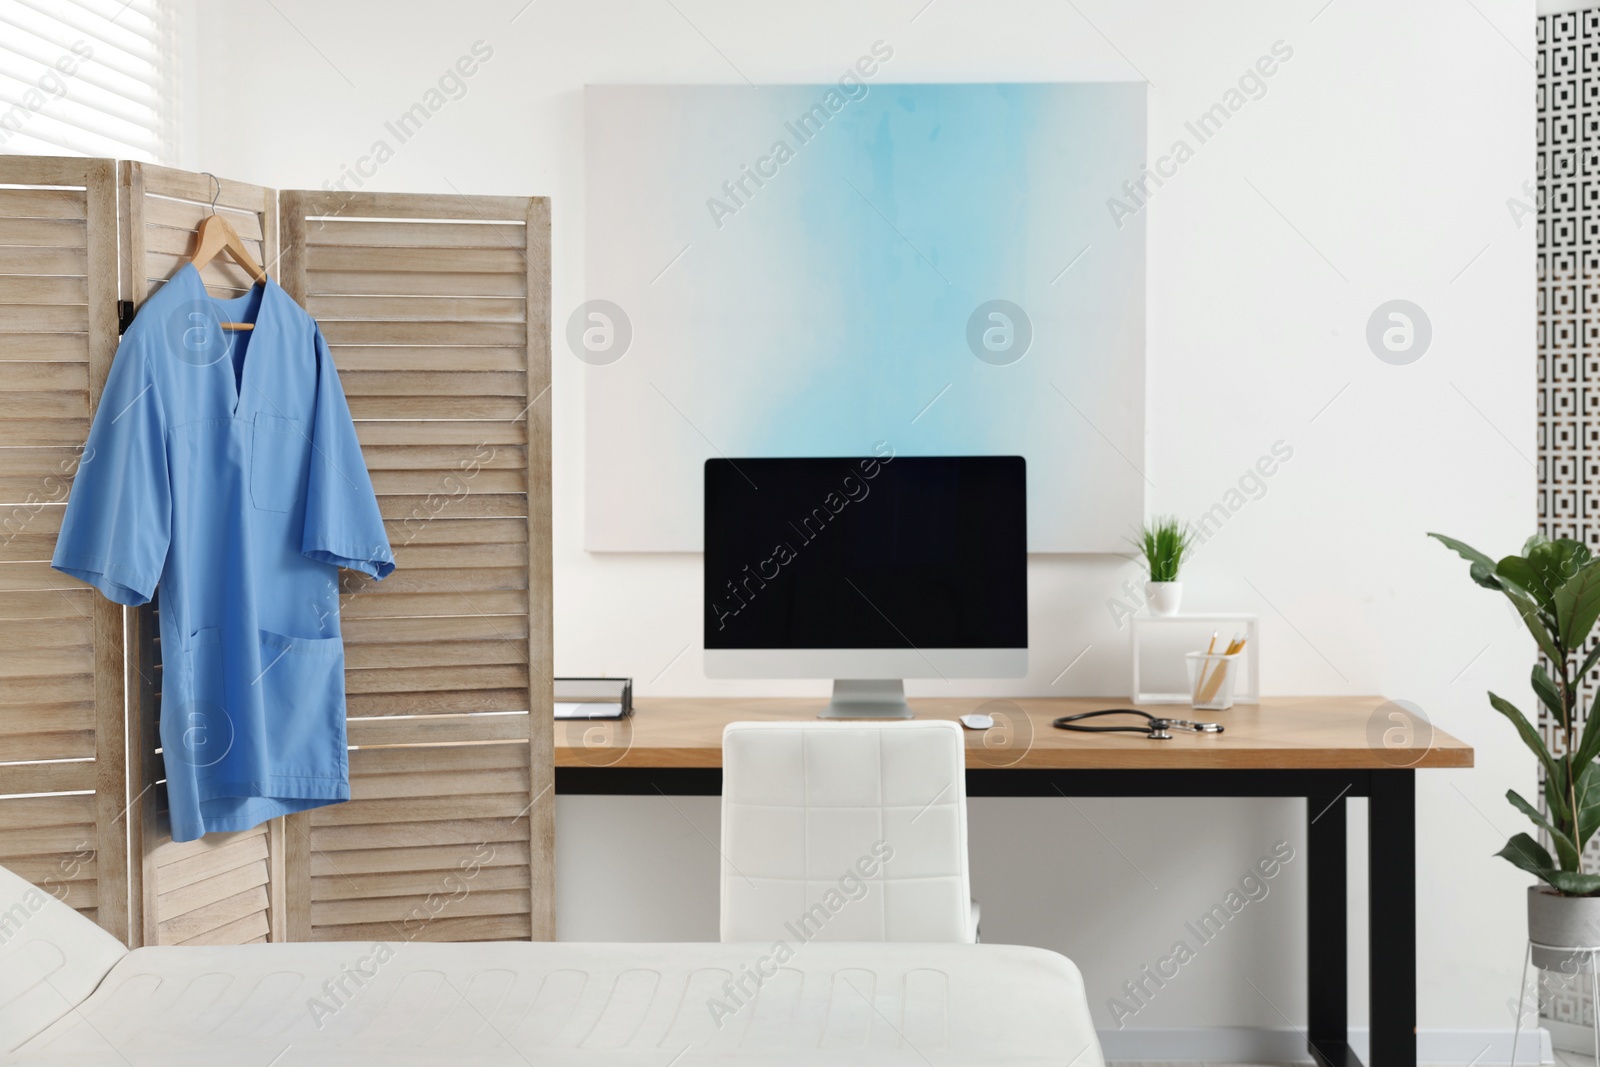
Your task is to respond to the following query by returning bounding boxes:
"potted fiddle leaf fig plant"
[1432,532,1600,968]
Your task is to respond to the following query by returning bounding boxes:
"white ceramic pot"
[1529,885,1600,972]
[1145,581,1182,616]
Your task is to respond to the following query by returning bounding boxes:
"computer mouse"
[959,713,994,730]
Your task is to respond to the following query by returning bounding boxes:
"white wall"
[183,0,1536,1038]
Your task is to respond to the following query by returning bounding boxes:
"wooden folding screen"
[0,156,127,941]
[0,157,553,947]
[276,189,553,942]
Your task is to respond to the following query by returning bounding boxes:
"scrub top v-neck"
[53,265,395,842]
[208,280,263,412]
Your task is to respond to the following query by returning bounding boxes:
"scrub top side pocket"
[251,413,309,513]
[160,627,231,771]
[256,630,348,781]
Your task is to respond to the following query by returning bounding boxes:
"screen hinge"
[117,300,136,336]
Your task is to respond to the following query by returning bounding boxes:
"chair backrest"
[0,863,128,1052]
[720,719,973,943]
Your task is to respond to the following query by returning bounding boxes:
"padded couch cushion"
[10,940,1102,1066]
[0,863,128,1053]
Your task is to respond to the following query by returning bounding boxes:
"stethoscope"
[1051,708,1225,741]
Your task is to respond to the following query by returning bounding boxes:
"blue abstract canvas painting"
[583,80,1146,552]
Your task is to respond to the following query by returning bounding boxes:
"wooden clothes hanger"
[187,173,267,331]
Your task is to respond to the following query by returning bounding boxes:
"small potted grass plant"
[1433,532,1600,972]
[1137,516,1194,616]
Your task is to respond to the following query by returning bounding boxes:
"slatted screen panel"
[278,190,553,942]
[149,826,272,945]
[119,161,284,946]
[0,155,127,941]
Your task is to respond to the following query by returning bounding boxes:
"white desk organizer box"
[1130,612,1260,705]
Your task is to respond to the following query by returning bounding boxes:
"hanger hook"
[202,171,219,216]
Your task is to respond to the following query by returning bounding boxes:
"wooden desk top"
[553,696,1474,771]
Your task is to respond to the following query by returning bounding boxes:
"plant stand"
[1514,939,1597,1064]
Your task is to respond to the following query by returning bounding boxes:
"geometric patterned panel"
[1539,10,1587,548]
[1539,7,1600,1035]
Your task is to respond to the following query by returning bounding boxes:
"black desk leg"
[1370,770,1417,1067]
[1309,791,1352,1066]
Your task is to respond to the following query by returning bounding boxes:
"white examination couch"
[0,865,1104,1066]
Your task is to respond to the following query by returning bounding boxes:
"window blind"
[0,0,173,163]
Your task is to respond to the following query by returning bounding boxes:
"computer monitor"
[703,454,1028,718]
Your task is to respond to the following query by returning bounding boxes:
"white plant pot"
[1145,581,1182,616]
[1529,885,1600,972]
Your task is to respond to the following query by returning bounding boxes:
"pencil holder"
[1186,652,1242,711]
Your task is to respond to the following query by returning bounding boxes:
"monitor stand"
[819,679,913,719]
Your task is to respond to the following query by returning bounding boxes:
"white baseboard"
[1546,1018,1597,1055]
[1097,1026,1553,1064]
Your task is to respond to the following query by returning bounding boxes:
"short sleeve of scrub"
[302,328,394,579]
[52,327,171,606]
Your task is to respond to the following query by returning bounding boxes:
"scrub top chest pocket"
[251,413,310,513]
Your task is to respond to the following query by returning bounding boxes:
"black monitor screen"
[704,455,1027,649]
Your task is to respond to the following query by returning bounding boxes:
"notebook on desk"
[554,677,633,720]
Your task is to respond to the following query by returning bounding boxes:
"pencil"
[1197,632,1246,705]
[1194,630,1221,699]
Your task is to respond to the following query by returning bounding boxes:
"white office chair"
[720,719,978,943]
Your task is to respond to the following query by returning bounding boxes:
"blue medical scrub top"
[53,265,395,842]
